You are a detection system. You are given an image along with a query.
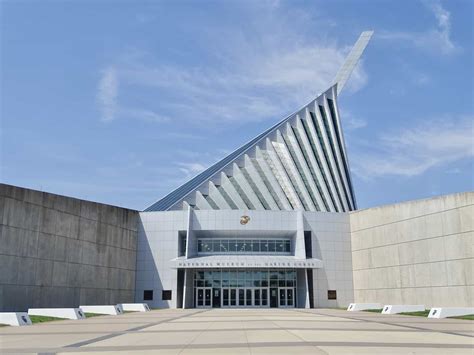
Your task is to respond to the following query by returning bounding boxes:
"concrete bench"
[382,305,425,314]
[28,308,86,320]
[119,303,150,312]
[347,303,382,311]
[0,313,32,326]
[428,307,474,319]
[80,305,123,315]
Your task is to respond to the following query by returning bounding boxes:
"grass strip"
[449,314,474,320]
[29,315,66,323]
[399,310,431,317]
[363,309,383,313]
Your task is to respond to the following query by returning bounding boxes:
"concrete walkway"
[0,308,472,354]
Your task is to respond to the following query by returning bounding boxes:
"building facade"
[137,209,353,309]
[136,32,374,309]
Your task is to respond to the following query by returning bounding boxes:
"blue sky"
[1,0,473,210]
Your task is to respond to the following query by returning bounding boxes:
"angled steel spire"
[145,32,374,213]
[333,31,374,95]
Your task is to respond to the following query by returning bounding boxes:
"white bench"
[119,303,150,312]
[28,308,86,320]
[428,307,474,319]
[80,305,123,315]
[347,303,382,311]
[0,312,32,326]
[382,305,425,314]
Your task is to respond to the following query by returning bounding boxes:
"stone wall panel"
[0,183,138,311]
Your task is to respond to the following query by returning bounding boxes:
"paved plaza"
[0,308,473,354]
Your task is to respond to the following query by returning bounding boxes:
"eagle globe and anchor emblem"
[240,215,250,225]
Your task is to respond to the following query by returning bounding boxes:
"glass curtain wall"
[197,239,291,254]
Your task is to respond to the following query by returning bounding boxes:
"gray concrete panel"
[350,192,474,308]
[0,183,138,312]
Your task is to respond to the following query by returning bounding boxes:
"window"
[304,231,312,258]
[162,290,172,300]
[143,290,153,301]
[179,233,187,257]
[328,290,337,300]
[196,238,292,254]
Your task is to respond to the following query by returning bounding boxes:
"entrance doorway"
[270,288,278,308]
[196,287,212,308]
[220,287,270,307]
[193,269,297,308]
[278,287,295,307]
[212,288,221,308]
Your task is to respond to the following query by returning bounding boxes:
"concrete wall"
[350,192,473,308]
[0,184,138,312]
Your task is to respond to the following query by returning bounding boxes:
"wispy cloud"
[379,0,459,55]
[340,109,368,131]
[351,115,473,179]
[177,162,206,178]
[99,3,368,125]
[121,42,367,125]
[120,108,169,123]
[97,66,118,122]
[96,66,168,123]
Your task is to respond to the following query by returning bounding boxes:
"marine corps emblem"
[240,215,250,225]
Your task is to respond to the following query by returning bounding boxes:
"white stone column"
[294,210,306,259]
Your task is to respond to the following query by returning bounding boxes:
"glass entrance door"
[221,288,238,307]
[220,287,269,307]
[196,287,212,307]
[278,287,295,307]
[245,289,253,306]
[270,288,278,308]
[212,288,221,308]
[261,288,269,307]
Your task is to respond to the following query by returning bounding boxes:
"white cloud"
[340,110,368,130]
[97,66,118,122]
[121,108,169,123]
[97,67,167,123]
[102,4,368,125]
[351,116,473,179]
[413,73,431,86]
[116,42,366,125]
[379,0,459,55]
[445,167,461,174]
[176,162,207,179]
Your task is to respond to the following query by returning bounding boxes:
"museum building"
[1,31,471,313]
[136,32,373,309]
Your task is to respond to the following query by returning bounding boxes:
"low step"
[0,313,32,326]
[80,305,123,315]
[428,307,474,319]
[28,308,86,320]
[382,305,425,315]
[347,303,382,311]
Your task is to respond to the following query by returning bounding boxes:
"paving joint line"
[63,309,209,349]
[3,340,470,354]
[242,320,252,355]
[177,311,214,355]
[269,309,329,355]
[293,309,474,339]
